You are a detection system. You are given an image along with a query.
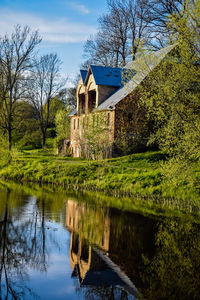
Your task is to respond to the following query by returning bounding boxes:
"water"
[0,182,200,300]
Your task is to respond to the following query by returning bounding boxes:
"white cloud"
[0,9,95,43]
[70,2,90,14]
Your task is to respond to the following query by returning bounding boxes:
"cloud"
[70,2,90,14]
[0,9,95,43]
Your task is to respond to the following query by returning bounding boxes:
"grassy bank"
[0,150,199,204]
[1,179,200,223]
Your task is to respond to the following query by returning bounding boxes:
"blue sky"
[0,0,108,85]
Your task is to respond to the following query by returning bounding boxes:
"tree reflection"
[66,199,200,300]
[141,219,200,300]
[0,187,49,299]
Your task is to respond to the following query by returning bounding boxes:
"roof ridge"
[97,44,176,111]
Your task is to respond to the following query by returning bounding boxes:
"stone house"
[69,45,175,158]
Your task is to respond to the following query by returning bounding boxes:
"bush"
[0,134,10,167]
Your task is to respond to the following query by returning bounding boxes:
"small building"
[70,45,175,158]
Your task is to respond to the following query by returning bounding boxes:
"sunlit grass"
[0,150,199,203]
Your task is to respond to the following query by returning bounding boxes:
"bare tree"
[107,0,151,61]
[145,0,185,48]
[0,25,41,150]
[83,32,119,68]
[83,0,186,67]
[99,2,130,66]
[83,0,150,67]
[28,53,66,147]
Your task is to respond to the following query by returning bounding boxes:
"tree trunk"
[8,124,12,151]
[42,132,46,148]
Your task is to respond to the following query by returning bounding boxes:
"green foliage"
[48,96,66,126]
[55,107,71,154]
[80,112,112,160]
[0,151,199,207]
[142,219,200,300]
[19,128,42,150]
[0,134,10,167]
[137,1,200,187]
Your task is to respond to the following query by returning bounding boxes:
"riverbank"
[0,150,199,204]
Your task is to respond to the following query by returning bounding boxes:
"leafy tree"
[138,0,200,186]
[55,107,71,154]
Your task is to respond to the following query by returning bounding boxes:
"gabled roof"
[84,65,124,87]
[73,248,138,297]
[80,70,87,83]
[97,44,176,111]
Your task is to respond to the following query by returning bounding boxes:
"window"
[77,118,79,129]
[88,90,96,112]
[83,117,85,129]
[74,119,76,130]
[107,112,110,126]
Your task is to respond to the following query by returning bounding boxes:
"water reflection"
[0,187,49,299]
[66,200,156,299]
[65,199,200,300]
[141,220,200,300]
[0,182,200,300]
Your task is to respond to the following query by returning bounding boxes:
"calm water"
[0,182,200,300]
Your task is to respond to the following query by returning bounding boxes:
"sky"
[0,0,108,86]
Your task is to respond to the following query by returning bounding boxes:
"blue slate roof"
[80,70,87,83]
[87,65,123,87]
[97,44,176,111]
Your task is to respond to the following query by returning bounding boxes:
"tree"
[55,107,71,155]
[107,0,151,61]
[83,0,150,67]
[0,25,41,150]
[138,0,200,186]
[13,101,42,149]
[145,0,185,49]
[28,53,66,147]
[83,0,187,67]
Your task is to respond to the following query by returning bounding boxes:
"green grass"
[0,150,199,208]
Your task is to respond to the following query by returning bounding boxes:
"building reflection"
[66,200,139,298]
